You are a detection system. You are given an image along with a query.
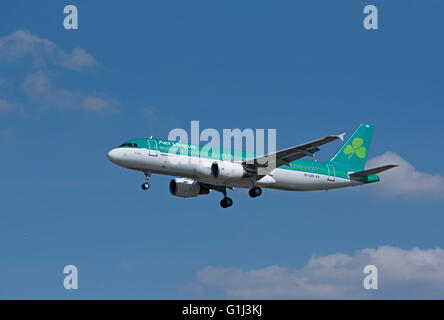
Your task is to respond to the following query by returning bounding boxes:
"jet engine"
[169,178,209,198]
[211,161,247,181]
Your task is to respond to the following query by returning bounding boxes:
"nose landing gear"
[141,182,150,190]
[141,171,151,190]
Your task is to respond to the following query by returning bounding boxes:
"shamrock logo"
[344,138,366,159]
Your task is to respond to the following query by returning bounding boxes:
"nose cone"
[107,148,121,164]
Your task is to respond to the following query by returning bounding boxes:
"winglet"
[337,133,346,141]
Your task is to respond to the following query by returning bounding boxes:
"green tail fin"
[329,124,374,172]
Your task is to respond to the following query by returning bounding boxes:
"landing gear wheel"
[249,187,262,198]
[220,197,233,208]
[141,182,150,190]
[141,171,151,190]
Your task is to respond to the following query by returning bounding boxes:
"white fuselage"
[108,147,363,191]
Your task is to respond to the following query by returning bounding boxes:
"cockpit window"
[119,142,138,148]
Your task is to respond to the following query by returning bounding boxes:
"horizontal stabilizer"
[349,164,398,178]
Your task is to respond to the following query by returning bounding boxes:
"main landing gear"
[219,187,233,208]
[141,171,151,190]
[248,176,262,198]
[219,186,261,208]
[220,197,233,208]
[249,186,262,198]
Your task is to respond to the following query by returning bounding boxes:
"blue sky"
[1,0,444,299]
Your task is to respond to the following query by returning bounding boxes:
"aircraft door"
[148,140,158,156]
[327,164,335,182]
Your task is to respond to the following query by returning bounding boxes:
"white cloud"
[0,76,8,87]
[0,30,115,113]
[82,95,116,112]
[0,77,14,111]
[140,107,156,118]
[0,128,15,143]
[23,72,115,112]
[0,97,14,111]
[367,152,444,198]
[0,29,96,70]
[0,29,55,60]
[118,263,134,272]
[191,246,444,299]
[58,47,96,70]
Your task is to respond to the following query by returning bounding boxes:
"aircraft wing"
[242,132,346,175]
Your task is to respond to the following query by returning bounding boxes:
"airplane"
[107,124,397,208]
